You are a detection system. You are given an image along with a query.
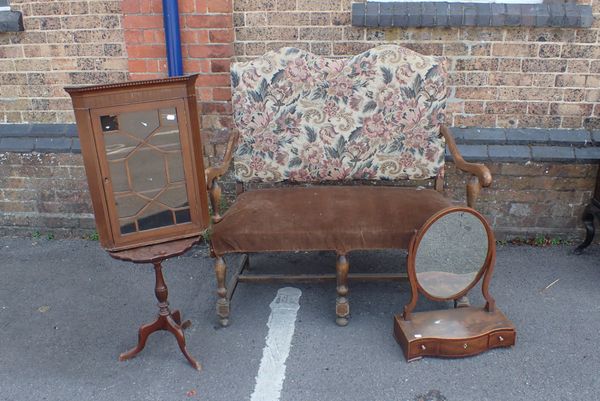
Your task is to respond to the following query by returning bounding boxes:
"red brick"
[127,45,166,58]
[196,0,209,13]
[209,30,234,43]
[143,60,161,72]
[184,59,211,73]
[152,0,164,13]
[213,87,232,101]
[181,30,210,43]
[123,15,163,29]
[130,72,165,80]
[185,15,232,28]
[181,31,199,43]
[121,0,141,14]
[208,0,233,13]
[196,74,231,87]
[128,59,147,73]
[201,102,233,114]
[143,30,159,43]
[211,59,231,73]
[197,87,212,101]
[139,0,163,14]
[124,29,144,44]
[188,44,233,58]
[179,0,196,13]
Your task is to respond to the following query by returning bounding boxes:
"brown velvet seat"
[211,186,453,256]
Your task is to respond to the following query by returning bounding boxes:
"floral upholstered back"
[231,45,448,183]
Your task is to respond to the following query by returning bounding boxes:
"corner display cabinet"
[66,75,209,251]
[66,76,210,370]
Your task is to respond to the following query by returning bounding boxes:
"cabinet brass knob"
[420,345,426,350]
[463,343,468,349]
[499,336,504,342]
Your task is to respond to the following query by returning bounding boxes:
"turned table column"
[109,237,202,370]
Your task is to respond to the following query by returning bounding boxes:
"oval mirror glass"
[415,209,490,300]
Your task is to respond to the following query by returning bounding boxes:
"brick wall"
[1,149,595,241]
[445,162,597,240]
[1,0,598,241]
[0,0,128,124]
[0,152,94,238]
[233,0,600,130]
[121,0,234,161]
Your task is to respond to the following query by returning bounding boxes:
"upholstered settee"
[205,45,492,326]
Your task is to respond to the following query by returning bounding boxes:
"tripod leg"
[166,316,202,370]
[172,309,192,329]
[119,317,164,361]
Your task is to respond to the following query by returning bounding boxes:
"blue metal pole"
[162,0,183,77]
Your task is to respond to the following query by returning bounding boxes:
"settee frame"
[205,45,492,326]
[205,125,491,326]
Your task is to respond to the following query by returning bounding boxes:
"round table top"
[108,236,201,264]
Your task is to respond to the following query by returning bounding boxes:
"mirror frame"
[403,206,497,321]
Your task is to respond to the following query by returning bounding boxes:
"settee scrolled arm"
[441,125,492,208]
[205,131,239,188]
[205,131,239,223]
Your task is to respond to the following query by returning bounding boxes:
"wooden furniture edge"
[441,125,493,208]
[205,131,239,224]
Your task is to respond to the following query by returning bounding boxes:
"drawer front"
[409,340,439,358]
[438,335,488,357]
[489,330,516,348]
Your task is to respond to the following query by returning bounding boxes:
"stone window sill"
[352,2,593,28]
[0,10,23,32]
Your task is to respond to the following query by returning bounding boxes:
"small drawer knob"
[499,336,504,342]
[420,344,426,350]
[463,343,468,349]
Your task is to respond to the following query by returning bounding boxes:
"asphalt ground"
[0,237,599,401]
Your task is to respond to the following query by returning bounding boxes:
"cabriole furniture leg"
[119,261,201,370]
[109,237,202,370]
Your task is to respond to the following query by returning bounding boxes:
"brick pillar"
[121,0,234,162]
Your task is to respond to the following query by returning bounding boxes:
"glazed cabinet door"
[90,100,204,250]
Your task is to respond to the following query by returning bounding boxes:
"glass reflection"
[415,211,488,299]
[100,108,192,235]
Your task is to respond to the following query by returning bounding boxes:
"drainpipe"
[162,0,183,77]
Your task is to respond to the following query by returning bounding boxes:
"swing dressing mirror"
[394,207,516,362]
[414,209,490,301]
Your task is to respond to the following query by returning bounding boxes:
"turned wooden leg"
[215,256,230,327]
[119,261,201,370]
[335,254,350,326]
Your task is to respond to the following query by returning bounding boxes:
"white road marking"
[250,287,302,401]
